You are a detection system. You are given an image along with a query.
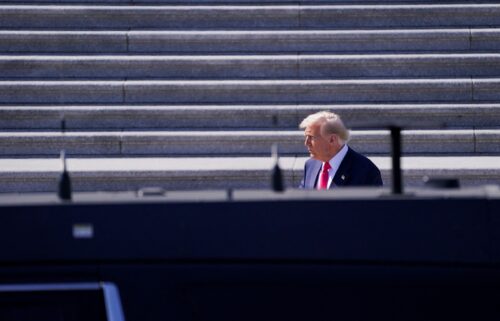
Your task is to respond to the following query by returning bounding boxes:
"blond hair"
[299,111,350,143]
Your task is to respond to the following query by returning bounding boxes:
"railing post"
[390,126,403,194]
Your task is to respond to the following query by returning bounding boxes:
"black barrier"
[0,189,500,321]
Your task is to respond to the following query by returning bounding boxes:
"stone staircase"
[1,1,500,193]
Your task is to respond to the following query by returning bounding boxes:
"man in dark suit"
[299,111,382,189]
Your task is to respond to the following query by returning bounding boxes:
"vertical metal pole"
[390,126,403,194]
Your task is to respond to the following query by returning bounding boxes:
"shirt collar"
[326,144,348,171]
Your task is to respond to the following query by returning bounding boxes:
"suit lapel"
[307,161,322,189]
[332,147,353,188]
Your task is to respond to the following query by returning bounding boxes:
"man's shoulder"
[346,147,378,169]
[304,157,321,168]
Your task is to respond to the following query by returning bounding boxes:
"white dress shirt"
[317,144,349,190]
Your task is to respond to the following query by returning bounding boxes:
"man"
[299,111,382,189]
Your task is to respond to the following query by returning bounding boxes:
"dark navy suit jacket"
[299,146,383,189]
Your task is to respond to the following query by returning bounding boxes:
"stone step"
[6,0,500,3]
[5,54,500,79]
[128,29,500,54]
[3,78,500,104]
[1,129,498,156]
[2,104,499,130]
[0,156,499,193]
[2,29,500,53]
[1,5,500,29]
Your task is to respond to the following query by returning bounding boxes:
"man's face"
[304,122,335,162]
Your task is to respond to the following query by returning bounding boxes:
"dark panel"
[0,198,492,264]
[100,263,500,321]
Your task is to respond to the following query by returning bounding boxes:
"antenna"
[61,115,66,134]
[58,150,72,201]
[271,143,284,192]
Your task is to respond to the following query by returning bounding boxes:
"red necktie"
[318,162,331,190]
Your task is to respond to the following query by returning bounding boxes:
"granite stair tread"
[2,29,500,53]
[2,104,499,130]
[4,54,500,79]
[0,156,499,192]
[3,78,500,103]
[2,4,500,30]
[0,129,499,156]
